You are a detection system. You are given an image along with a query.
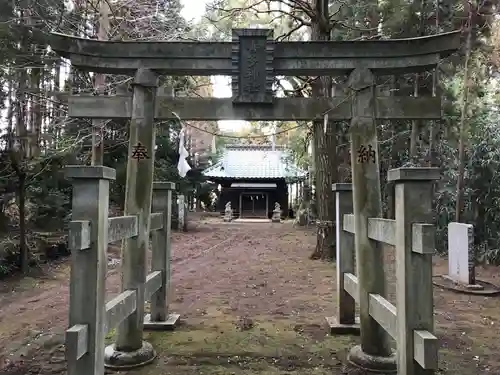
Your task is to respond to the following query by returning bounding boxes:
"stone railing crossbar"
[145,271,163,301]
[108,216,138,242]
[71,214,168,248]
[149,213,164,231]
[343,215,435,252]
[104,290,137,335]
[343,273,359,302]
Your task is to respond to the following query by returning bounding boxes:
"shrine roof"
[202,145,307,180]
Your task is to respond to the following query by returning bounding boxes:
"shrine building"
[202,145,306,219]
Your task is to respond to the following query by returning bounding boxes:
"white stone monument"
[447,222,479,287]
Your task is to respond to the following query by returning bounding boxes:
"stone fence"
[327,167,438,374]
[65,165,179,375]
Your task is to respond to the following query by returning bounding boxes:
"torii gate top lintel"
[50,28,461,79]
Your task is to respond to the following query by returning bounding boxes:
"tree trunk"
[53,58,61,148]
[409,73,420,162]
[410,0,426,164]
[14,22,29,274]
[309,0,337,260]
[455,2,473,223]
[428,62,440,167]
[30,62,42,157]
[427,0,440,167]
[18,172,28,274]
[309,137,316,217]
[91,0,110,166]
[311,117,337,260]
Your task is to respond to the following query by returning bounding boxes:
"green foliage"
[286,127,311,170]
[27,155,73,229]
[196,182,215,208]
[0,0,197,275]
[154,121,184,187]
[433,89,500,261]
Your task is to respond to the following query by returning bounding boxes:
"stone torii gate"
[50,28,460,374]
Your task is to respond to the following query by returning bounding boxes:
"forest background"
[0,0,498,275]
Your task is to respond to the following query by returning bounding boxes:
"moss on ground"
[105,329,116,345]
[125,306,356,375]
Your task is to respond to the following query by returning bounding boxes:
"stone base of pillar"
[143,313,180,331]
[325,316,360,335]
[104,340,156,370]
[224,210,233,222]
[441,274,485,290]
[347,345,397,373]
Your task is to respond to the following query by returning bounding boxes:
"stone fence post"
[144,182,180,329]
[65,165,115,375]
[390,167,439,375]
[327,183,359,334]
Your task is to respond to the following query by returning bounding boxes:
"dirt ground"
[1,217,500,375]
